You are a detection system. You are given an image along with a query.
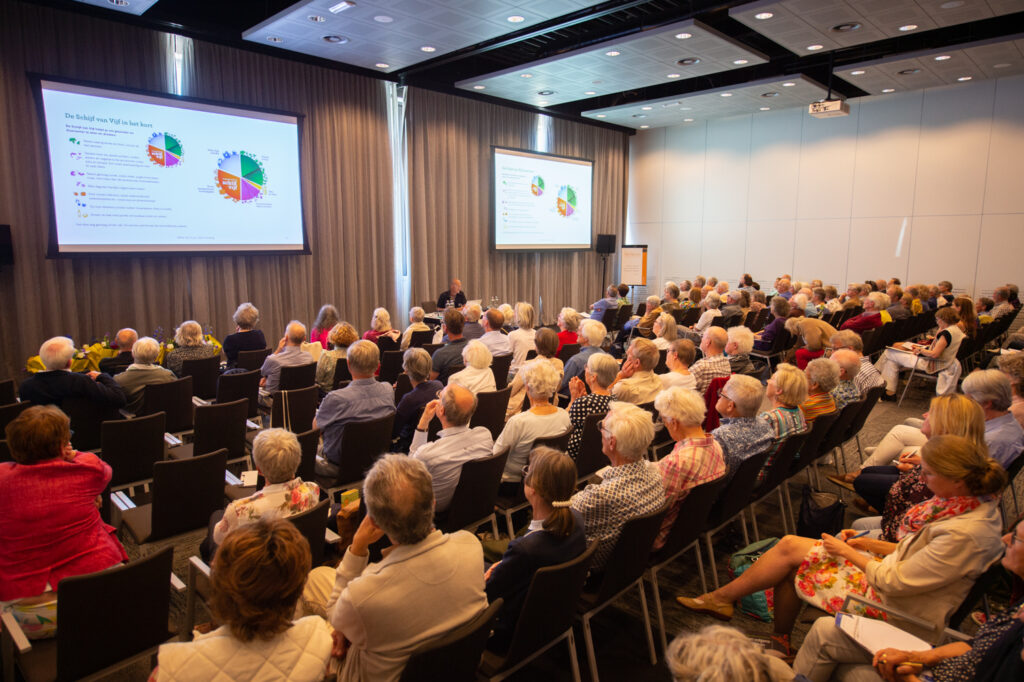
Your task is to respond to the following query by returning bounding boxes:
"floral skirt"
[794,541,888,620]
[2,592,58,639]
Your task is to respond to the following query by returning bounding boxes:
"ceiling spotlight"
[640,107,652,111]
[850,70,866,75]
[538,101,548,106]
[898,68,921,75]
[373,15,393,23]
[677,57,701,66]
[329,1,356,13]
[957,76,973,81]
[994,63,1012,68]
[782,82,796,87]
[584,90,597,95]
[898,24,918,31]
[832,22,861,32]
[733,59,749,65]
[520,73,533,78]
[472,85,485,90]
[640,125,649,129]
[420,46,436,52]
[537,90,554,96]
[683,118,694,122]
[666,73,680,78]
[720,92,733,97]
[322,35,349,43]
[754,12,773,20]
[761,91,778,97]
[882,88,895,93]
[934,55,951,61]
[675,32,692,40]
[680,106,692,111]
[605,50,620,57]
[308,14,326,22]
[807,44,824,51]
[266,36,283,43]
[760,106,771,111]
[596,114,607,118]
[507,15,525,23]
[375,62,389,68]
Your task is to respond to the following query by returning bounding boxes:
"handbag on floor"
[797,486,846,538]
[728,537,779,622]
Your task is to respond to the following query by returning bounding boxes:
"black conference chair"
[138,376,194,433]
[399,599,504,682]
[278,362,317,391]
[180,354,220,400]
[216,369,261,419]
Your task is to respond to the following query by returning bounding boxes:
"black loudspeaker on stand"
[595,234,615,289]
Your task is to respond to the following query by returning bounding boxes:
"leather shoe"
[676,594,733,621]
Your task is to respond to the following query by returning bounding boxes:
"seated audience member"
[662,283,683,312]
[725,326,755,375]
[314,340,395,477]
[962,369,1024,467]
[303,455,486,682]
[789,293,810,321]
[679,286,702,312]
[757,363,809,481]
[996,352,1024,428]
[975,296,995,323]
[156,520,331,681]
[19,336,126,409]
[98,327,137,375]
[786,316,838,370]
[799,513,1024,682]
[479,308,512,357]
[991,286,1014,319]
[315,322,358,394]
[410,383,494,513]
[212,429,320,547]
[754,297,791,351]
[566,352,617,459]
[887,287,911,320]
[829,349,863,411]
[485,448,586,650]
[842,283,864,310]
[115,337,176,413]
[652,312,678,351]
[952,296,979,340]
[570,401,665,571]
[590,285,620,320]
[165,320,219,377]
[690,292,723,337]
[614,295,662,348]
[876,307,964,400]
[653,387,726,550]
[556,307,581,351]
[809,288,827,317]
[661,338,697,391]
[310,304,339,350]
[666,625,795,682]
[461,303,485,340]
[1,407,128,640]
[683,434,1006,659]
[690,327,731,395]
[609,338,663,405]
[720,290,743,320]
[906,285,924,314]
[437,278,467,311]
[392,348,442,450]
[430,307,469,381]
[507,327,563,417]
[823,286,842,313]
[712,375,773,475]
[222,302,267,368]
[801,358,840,424]
[362,307,401,349]
[829,330,885,393]
[448,339,496,395]
[258,321,315,402]
[508,302,538,376]
[775,279,793,300]
[617,283,631,306]
[558,319,607,394]
[399,306,431,351]
[840,291,887,332]
[1009,282,1021,309]
[495,359,571,487]
[498,303,515,331]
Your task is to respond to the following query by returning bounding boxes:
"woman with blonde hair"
[507,302,537,376]
[652,312,678,350]
[448,340,496,395]
[362,307,400,348]
[666,625,793,682]
[310,304,339,349]
[314,322,358,393]
[757,363,809,482]
[165,320,218,376]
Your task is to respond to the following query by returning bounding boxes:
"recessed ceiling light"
[807,44,824,51]
[640,125,649,129]
[420,46,436,53]
[882,88,895,93]
[832,22,861,32]
[329,1,355,13]
[720,92,733,97]
[641,106,653,110]
[898,68,921,75]
[675,32,692,40]
[322,35,348,43]
[605,50,620,57]
[375,62,389,69]
[940,0,964,7]
[754,12,773,20]
[760,106,771,111]
[520,73,533,78]
[472,84,485,90]
[898,24,918,32]
[596,114,607,118]
[782,82,796,87]
[537,90,554,96]
[308,14,326,22]
[761,91,778,97]
[994,63,1012,68]
[507,15,525,23]
[666,73,680,78]
[538,101,548,107]
[584,90,596,95]
[850,70,866,75]
[957,76,973,81]
[266,36,283,43]
[108,0,130,5]
[677,58,701,66]
[373,15,393,23]
[683,118,694,122]
[934,55,951,61]
[733,59,749,65]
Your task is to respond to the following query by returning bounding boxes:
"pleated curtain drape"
[405,88,629,323]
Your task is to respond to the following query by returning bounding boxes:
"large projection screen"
[34,76,306,255]
[492,147,593,251]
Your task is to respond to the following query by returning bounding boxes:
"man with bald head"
[259,320,314,398]
[437,278,467,311]
[830,349,863,411]
[98,327,138,375]
[409,383,494,512]
[689,327,731,394]
[20,336,127,409]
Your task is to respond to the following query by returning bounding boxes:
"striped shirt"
[800,391,837,425]
[854,356,885,393]
[757,406,808,482]
[690,353,732,395]
[654,435,725,550]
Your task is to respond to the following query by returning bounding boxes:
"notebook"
[834,612,932,655]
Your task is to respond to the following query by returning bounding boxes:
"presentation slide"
[492,147,593,251]
[36,78,305,254]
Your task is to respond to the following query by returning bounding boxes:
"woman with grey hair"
[753,296,791,351]
[448,340,496,395]
[362,307,401,349]
[392,348,443,451]
[166,320,219,376]
[800,358,840,425]
[223,303,266,367]
[400,306,431,351]
[556,307,581,353]
[661,338,697,391]
[652,312,678,350]
[691,292,722,336]
[565,352,617,459]
[315,322,358,394]
[666,625,793,681]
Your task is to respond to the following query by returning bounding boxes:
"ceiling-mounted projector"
[809,99,850,118]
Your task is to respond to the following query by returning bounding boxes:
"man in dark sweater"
[19,336,126,409]
[97,328,137,376]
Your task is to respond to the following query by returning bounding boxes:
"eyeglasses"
[1010,531,1024,547]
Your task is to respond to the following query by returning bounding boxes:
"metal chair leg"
[739,511,750,546]
[749,503,760,542]
[650,567,669,654]
[777,487,790,534]
[582,612,600,682]
[704,533,719,590]
[567,628,582,682]
[694,542,708,595]
[898,366,917,406]
[504,510,515,539]
[637,580,657,665]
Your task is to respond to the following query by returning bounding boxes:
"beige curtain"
[405,88,629,323]
[0,0,393,379]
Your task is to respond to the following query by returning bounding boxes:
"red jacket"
[840,312,883,333]
[0,452,127,601]
[556,330,578,353]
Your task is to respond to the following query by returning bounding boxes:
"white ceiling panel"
[731,0,1024,56]
[835,35,1024,95]
[72,0,160,15]
[581,75,831,130]
[242,0,607,73]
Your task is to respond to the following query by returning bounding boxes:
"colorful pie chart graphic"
[217,151,265,202]
[557,185,577,217]
[531,175,544,196]
[147,132,182,167]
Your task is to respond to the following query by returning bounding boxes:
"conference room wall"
[627,73,1024,298]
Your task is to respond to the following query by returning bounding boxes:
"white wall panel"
[702,116,752,222]
[662,122,708,222]
[851,91,923,218]
[700,220,747,279]
[793,218,850,288]
[747,109,803,221]
[796,103,860,220]
[846,216,912,284]
[745,220,796,283]
[661,221,703,285]
[975,214,1024,295]
[906,215,981,289]
[627,128,666,225]
[983,75,1024,214]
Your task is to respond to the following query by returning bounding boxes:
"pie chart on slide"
[557,185,577,217]
[217,151,265,202]
[147,132,182,167]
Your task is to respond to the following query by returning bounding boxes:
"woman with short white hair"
[508,302,537,376]
[223,303,266,367]
[166,320,219,376]
[448,340,496,395]
[660,338,697,391]
[652,313,677,350]
[506,328,564,418]
[400,306,431,350]
[362,307,401,348]
[692,292,722,335]
[494,358,572,489]
[725,326,756,375]
[801,358,840,425]
[666,625,793,682]
[556,307,581,353]
[565,352,617,459]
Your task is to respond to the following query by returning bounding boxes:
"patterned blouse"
[566,393,613,460]
[213,478,321,545]
[757,405,809,482]
[830,379,861,411]
[654,435,725,550]
[315,348,347,393]
[712,417,774,475]
[881,467,931,543]
[931,600,1024,681]
[165,344,219,377]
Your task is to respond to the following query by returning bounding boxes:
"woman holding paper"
[874,307,964,400]
[677,434,1005,659]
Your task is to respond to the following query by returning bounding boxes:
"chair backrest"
[379,350,404,384]
[636,303,647,317]
[599,307,618,329]
[394,373,414,405]
[0,379,15,405]
[180,354,221,400]
[768,327,794,354]
[502,542,598,670]
[790,411,841,475]
[295,428,321,482]
[525,349,538,361]
[614,304,633,331]
[556,343,580,363]
[423,343,443,356]
[439,449,509,533]
[235,347,271,371]
[655,348,669,374]
[271,385,319,433]
[398,599,504,682]
[702,375,731,432]
[0,439,10,463]
[140,376,194,432]
[757,432,810,495]
[707,450,770,528]
[438,363,465,386]
[533,427,573,452]
[409,329,435,348]
[56,547,173,682]
[216,369,260,418]
[469,386,513,440]
[0,400,32,434]
[948,561,1009,630]
[333,412,397,484]
[333,359,353,389]
[843,385,885,441]
[278,361,317,391]
[101,411,166,487]
[681,307,702,327]
[193,398,248,460]
[151,448,228,541]
[575,412,608,481]
[744,311,765,333]
[491,353,513,390]
[287,498,330,568]
[62,397,122,451]
[654,478,727,562]
[591,507,666,605]
[819,400,864,454]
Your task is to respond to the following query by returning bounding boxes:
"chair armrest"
[1,610,32,654]
[841,594,935,632]
[191,396,211,407]
[224,470,242,486]
[112,490,136,510]
[164,433,183,447]
[245,419,260,430]
[170,572,186,592]
[119,409,136,419]
[325,528,342,544]
[941,628,972,644]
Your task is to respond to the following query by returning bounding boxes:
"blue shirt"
[985,412,1024,468]
[559,346,606,393]
[712,416,774,475]
[316,378,396,464]
[260,345,314,394]
[590,297,618,320]
[479,330,512,357]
